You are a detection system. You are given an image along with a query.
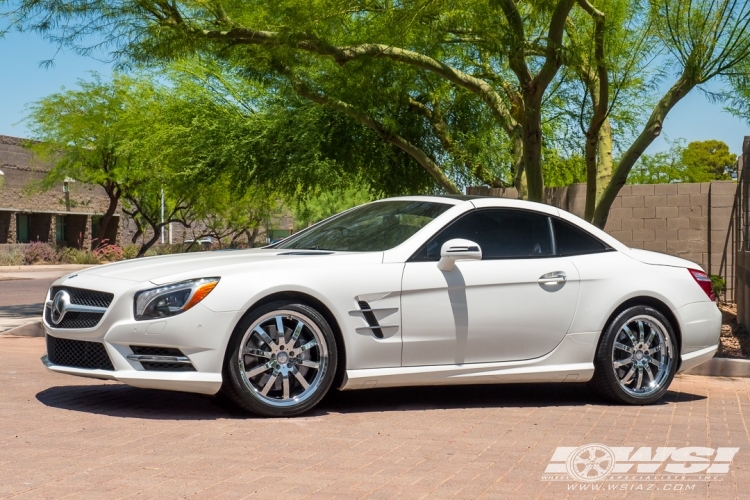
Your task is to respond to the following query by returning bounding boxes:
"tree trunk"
[578,0,609,222]
[131,227,142,244]
[93,184,120,249]
[522,95,544,202]
[137,225,162,257]
[511,132,528,199]
[596,117,613,201]
[583,132,598,222]
[592,76,695,228]
[583,116,613,221]
[248,227,260,247]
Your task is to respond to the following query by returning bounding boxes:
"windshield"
[276,200,452,252]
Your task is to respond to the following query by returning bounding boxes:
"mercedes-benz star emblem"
[50,290,72,325]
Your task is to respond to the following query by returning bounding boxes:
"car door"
[400,207,581,366]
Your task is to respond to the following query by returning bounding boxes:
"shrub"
[58,247,100,265]
[710,274,727,301]
[0,245,25,266]
[23,241,58,264]
[153,244,186,255]
[122,244,139,260]
[94,244,124,262]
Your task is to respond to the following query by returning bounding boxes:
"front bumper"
[41,354,223,394]
[41,276,241,395]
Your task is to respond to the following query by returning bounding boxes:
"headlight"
[134,278,220,320]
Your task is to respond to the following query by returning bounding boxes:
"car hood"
[78,249,379,284]
[622,248,702,271]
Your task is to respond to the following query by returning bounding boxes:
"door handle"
[538,272,567,287]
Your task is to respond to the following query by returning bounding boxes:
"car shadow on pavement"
[0,303,44,317]
[35,381,706,420]
[36,384,247,420]
[317,383,706,415]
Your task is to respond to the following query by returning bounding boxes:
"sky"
[0,31,749,156]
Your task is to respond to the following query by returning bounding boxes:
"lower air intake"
[46,334,114,371]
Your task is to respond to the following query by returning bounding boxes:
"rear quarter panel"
[567,251,714,350]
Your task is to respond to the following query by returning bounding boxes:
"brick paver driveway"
[1,336,749,499]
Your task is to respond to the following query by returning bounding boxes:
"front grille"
[46,334,114,370]
[50,286,114,308]
[130,345,196,372]
[46,286,113,329]
[45,310,103,329]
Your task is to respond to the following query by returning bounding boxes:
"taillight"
[689,269,715,301]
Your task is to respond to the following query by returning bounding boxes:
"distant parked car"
[42,196,720,417]
[183,237,213,249]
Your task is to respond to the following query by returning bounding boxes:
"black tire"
[590,305,678,405]
[222,301,337,417]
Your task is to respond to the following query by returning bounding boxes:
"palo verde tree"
[26,74,136,248]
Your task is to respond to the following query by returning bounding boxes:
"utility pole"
[160,188,165,244]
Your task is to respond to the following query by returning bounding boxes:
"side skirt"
[342,331,599,390]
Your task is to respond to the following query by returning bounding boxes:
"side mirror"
[437,239,482,271]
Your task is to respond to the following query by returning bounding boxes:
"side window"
[552,218,609,256]
[411,209,553,261]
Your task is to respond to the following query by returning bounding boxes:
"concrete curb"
[684,357,750,377]
[1,321,43,337]
[0,264,96,272]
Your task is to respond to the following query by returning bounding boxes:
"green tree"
[26,74,137,248]
[681,140,737,181]
[26,72,281,256]
[291,184,374,230]
[627,138,737,184]
[627,138,686,184]
[184,182,274,249]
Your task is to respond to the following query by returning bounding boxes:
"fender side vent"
[358,300,383,339]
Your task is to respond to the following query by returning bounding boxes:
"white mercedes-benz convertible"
[42,196,721,416]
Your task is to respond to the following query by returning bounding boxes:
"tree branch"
[288,79,461,194]
[534,0,577,94]
[407,97,505,189]
[186,26,518,135]
[497,0,533,85]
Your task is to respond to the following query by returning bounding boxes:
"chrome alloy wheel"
[611,315,674,397]
[238,310,328,407]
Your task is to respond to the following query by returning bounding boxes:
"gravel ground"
[717,303,750,359]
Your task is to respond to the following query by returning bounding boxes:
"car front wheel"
[223,301,337,417]
[591,305,677,405]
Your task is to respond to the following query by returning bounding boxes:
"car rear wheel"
[223,301,337,417]
[591,306,677,405]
